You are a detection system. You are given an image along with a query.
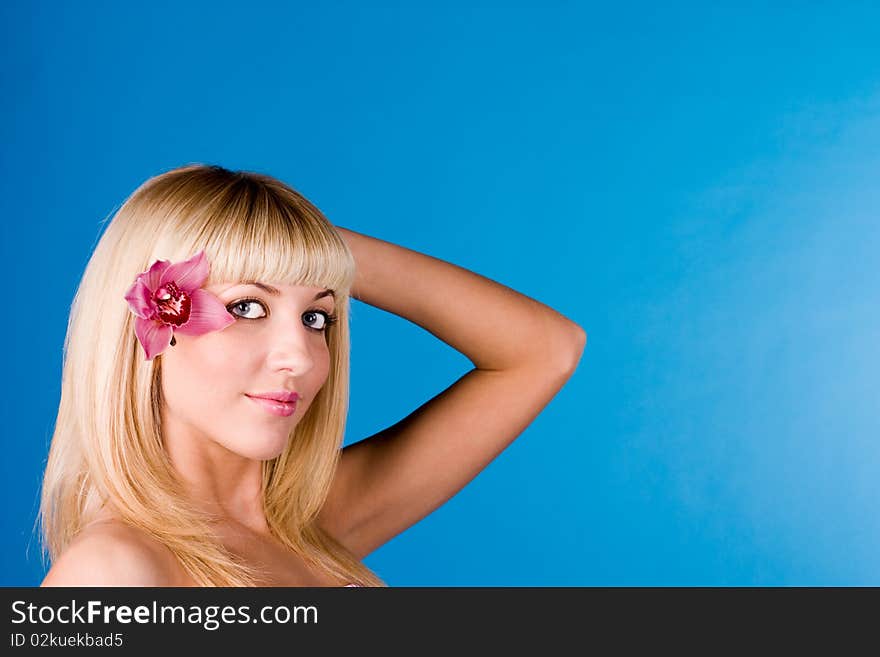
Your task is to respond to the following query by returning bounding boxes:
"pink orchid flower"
[123,250,235,360]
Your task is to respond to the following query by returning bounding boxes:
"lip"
[248,390,301,403]
[245,394,298,417]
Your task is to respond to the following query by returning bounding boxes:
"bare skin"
[41,226,585,586]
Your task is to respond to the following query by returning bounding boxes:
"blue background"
[3,1,879,585]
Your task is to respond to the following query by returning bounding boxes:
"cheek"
[317,346,332,376]
[309,346,333,390]
[160,337,250,417]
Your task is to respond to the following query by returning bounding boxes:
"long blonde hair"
[40,163,386,586]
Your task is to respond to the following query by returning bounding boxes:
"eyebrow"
[239,281,335,301]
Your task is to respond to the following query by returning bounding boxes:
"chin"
[229,436,290,462]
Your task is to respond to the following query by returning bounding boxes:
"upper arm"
[318,323,586,559]
[41,523,178,587]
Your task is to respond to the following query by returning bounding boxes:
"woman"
[39,164,586,586]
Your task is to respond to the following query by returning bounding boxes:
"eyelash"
[226,297,338,333]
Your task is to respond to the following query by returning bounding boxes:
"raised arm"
[317,226,586,559]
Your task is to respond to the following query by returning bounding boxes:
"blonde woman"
[39,164,586,587]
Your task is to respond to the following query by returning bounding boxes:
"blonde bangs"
[143,168,356,295]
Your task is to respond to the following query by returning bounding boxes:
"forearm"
[335,225,586,372]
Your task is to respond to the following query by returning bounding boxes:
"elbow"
[565,323,587,372]
[517,319,587,374]
[548,321,587,374]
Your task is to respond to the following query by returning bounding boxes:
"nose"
[264,317,316,376]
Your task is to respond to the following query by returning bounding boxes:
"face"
[158,281,337,461]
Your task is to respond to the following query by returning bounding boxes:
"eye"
[227,299,267,319]
[303,309,338,332]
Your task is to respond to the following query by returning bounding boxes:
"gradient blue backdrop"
[3,1,879,585]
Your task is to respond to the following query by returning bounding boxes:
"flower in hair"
[123,250,234,360]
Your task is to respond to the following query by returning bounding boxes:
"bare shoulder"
[41,520,186,587]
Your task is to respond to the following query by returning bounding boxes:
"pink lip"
[249,390,300,403]
[246,394,298,417]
